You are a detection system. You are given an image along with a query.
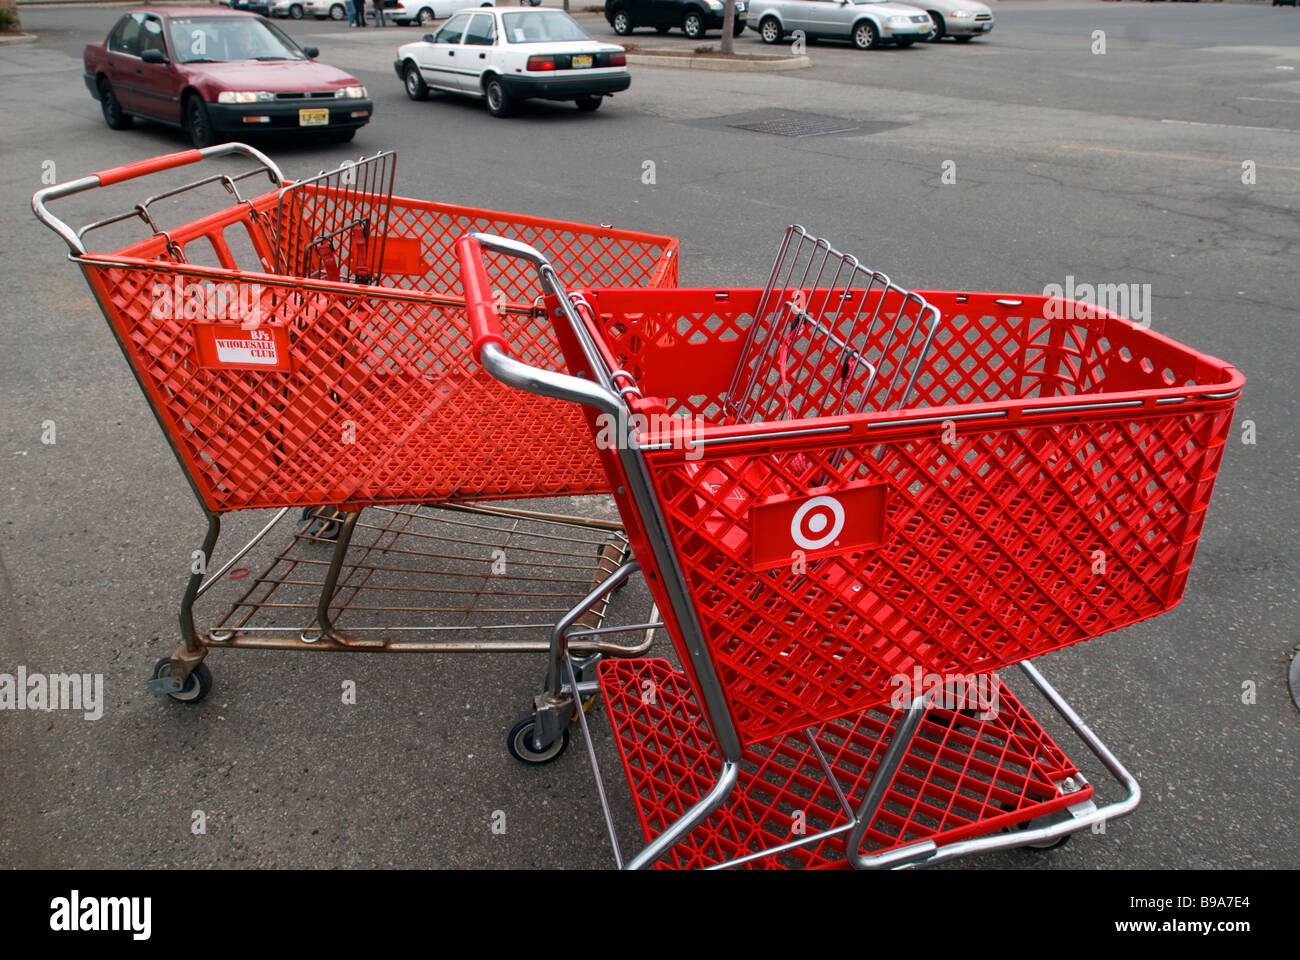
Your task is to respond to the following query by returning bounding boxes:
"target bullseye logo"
[790,496,846,551]
[750,482,888,572]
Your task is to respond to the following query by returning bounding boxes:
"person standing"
[371,0,386,26]
[355,0,367,26]
[345,0,357,25]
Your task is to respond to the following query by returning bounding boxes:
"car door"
[104,13,145,113]
[132,15,181,123]
[777,0,817,33]
[458,13,496,91]
[418,12,470,90]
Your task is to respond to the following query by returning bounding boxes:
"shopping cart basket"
[456,226,1243,868]
[31,143,677,703]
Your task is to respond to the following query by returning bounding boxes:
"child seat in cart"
[456,226,1243,869]
[31,143,678,706]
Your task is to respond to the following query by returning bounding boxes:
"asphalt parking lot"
[1,1,1297,871]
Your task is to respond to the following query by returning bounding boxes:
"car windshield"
[166,17,306,64]
[500,11,592,44]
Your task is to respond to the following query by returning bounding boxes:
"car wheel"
[289,3,304,17]
[484,76,513,117]
[732,19,746,36]
[925,11,944,40]
[612,9,632,34]
[403,61,429,100]
[576,95,602,112]
[759,15,782,43]
[98,78,133,130]
[852,19,879,49]
[682,10,704,39]
[954,34,973,42]
[329,3,346,19]
[417,7,435,23]
[184,94,216,148]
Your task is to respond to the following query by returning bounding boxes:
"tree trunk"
[0,0,23,35]
[720,0,735,54]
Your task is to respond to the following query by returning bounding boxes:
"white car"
[391,0,459,25]
[394,7,630,117]
[304,0,349,19]
[915,0,993,41]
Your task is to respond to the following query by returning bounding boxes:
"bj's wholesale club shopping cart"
[32,144,676,732]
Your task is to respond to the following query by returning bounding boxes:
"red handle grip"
[455,235,508,361]
[94,149,204,187]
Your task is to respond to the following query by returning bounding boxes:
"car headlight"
[336,85,368,99]
[707,0,723,8]
[217,91,275,104]
[950,9,975,17]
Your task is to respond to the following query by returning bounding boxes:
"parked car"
[269,1,310,18]
[604,0,747,39]
[228,0,273,16]
[395,7,629,117]
[391,0,460,24]
[83,8,373,146]
[914,0,992,41]
[304,0,348,19]
[748,0,931,48]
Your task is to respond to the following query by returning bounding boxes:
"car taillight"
[608,52,626,67]
[526,56,556,71]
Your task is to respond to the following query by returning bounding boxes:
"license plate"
[571,55,593,68]
[738,11,747,18]
[299,107,329,127]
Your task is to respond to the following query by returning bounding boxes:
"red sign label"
[192,323,293,373]
[750,481,887,572]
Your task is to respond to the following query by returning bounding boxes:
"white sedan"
[394,7,630,117]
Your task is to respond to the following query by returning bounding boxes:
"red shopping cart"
[32,143,676,704]
[457,226,1243,868]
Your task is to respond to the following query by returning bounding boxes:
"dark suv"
[605,0,747,39]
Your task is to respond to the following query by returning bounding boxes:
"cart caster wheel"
[1002,805,1072,851]
[151,658,213,704]
[300,507,341,541]
[544,663,599,715]
[507,715,570,765]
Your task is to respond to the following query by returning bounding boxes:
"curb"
[0,33,39,45]
[627,52,809,72]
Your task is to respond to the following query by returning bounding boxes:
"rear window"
[501,11,591,44]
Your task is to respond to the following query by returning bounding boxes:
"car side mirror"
[303,45,320,58]
[423,33,436,42]
[141,48,168,64]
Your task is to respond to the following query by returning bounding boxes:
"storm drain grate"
[729,113,859,138]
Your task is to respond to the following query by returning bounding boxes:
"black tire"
[300,506,342,541]
[611,8,632,35]
[576,95,602,112]
[403,61,428,100]
[759,15,782,43]
[417,7,435,23]
[184,94,216,148]
[98,79,133,130]
[506,715,570,764]
[953,34,973,42]
[484,76,513,117]
[655,24,671,34]
[852,19,879,49]
[289,3,304,17]
[151,657,213,704]
[732,20,746,36]
[682,9,704,39]
[926,12,944,40]
[329,2,346,20]
[1000,803,1073,851]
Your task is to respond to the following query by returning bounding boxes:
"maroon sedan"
[84,7,373,146]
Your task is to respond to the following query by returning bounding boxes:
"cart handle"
[32,142,284,254]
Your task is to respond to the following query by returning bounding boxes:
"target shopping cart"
[457,226,1243,868]
[31,143,677,711]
